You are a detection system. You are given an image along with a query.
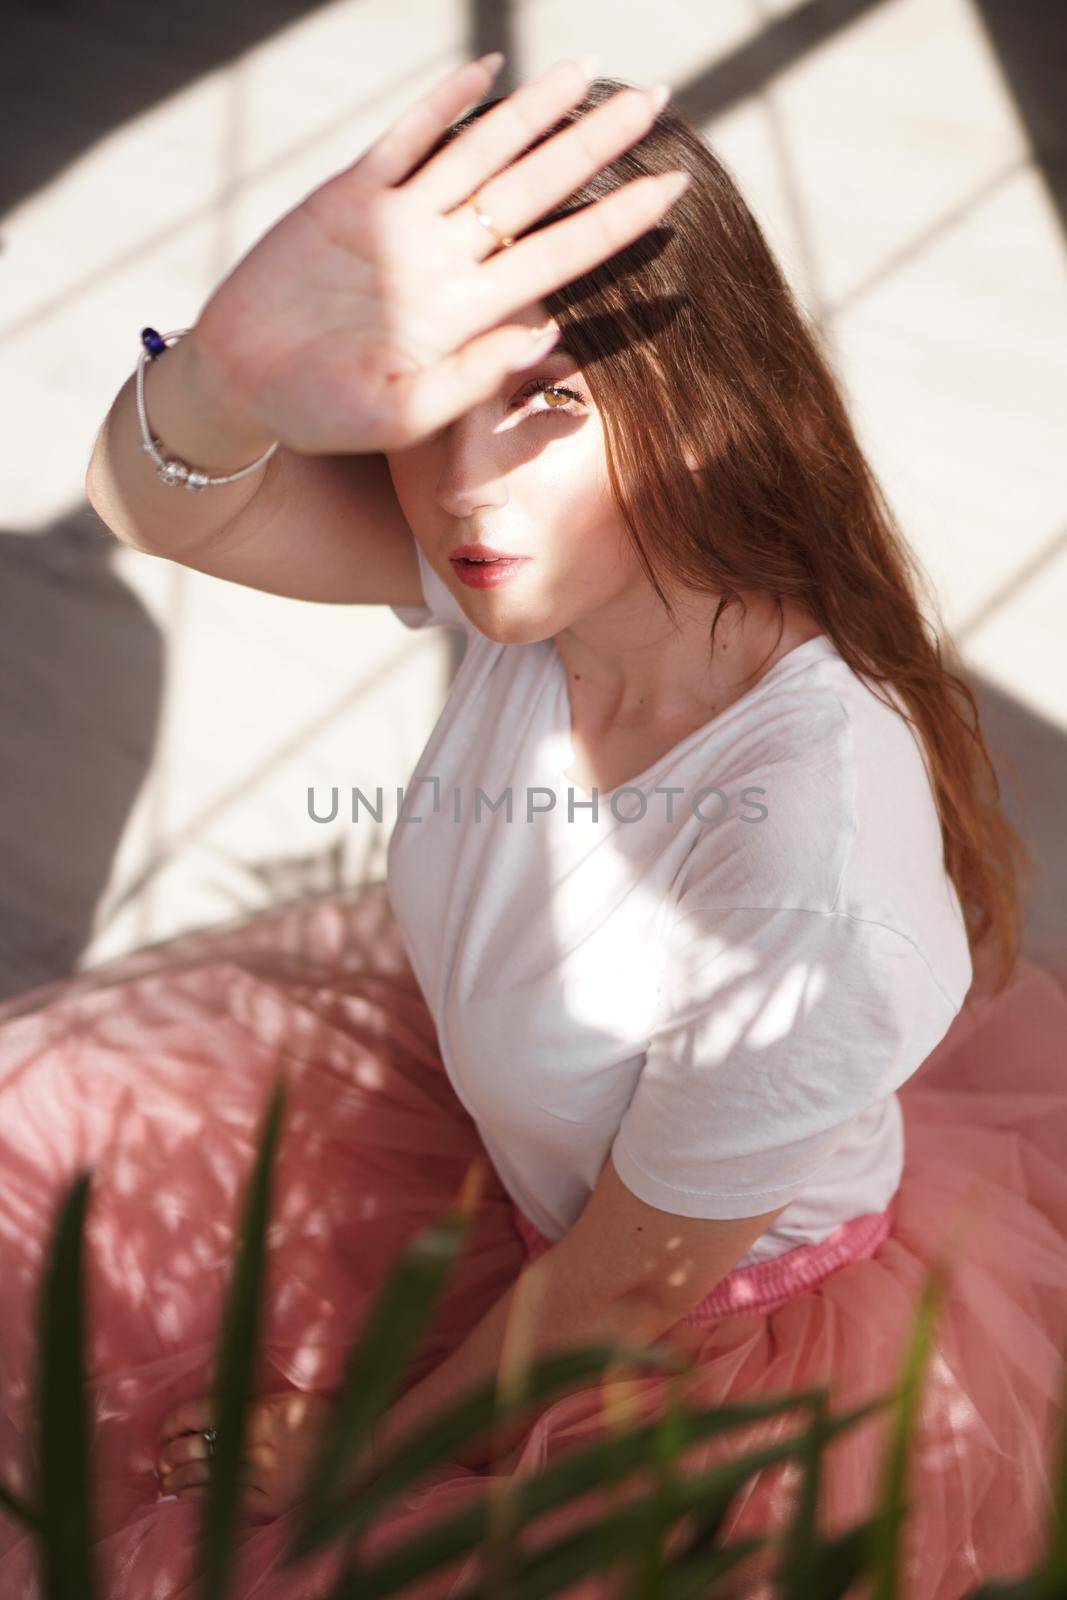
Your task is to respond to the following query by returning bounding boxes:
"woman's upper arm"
[161,447,425,606]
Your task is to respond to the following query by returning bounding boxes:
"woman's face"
[384,309,644,644]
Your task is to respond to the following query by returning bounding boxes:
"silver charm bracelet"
[137,327,279,491]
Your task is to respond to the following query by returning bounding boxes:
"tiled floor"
[2,0,1065,1000]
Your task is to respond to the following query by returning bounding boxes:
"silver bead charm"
[184,469,211,492]
[157,458,190,486]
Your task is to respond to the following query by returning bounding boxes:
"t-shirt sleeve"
[609,899,963,1220]
[389,540,480,637]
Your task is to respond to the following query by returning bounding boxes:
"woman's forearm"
[365,1248,668,1475]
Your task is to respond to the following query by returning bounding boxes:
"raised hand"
[185,55,688,456]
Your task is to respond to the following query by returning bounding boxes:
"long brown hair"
[415,76,1030,997]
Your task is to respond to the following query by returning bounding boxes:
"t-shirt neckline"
[551,632,837,802]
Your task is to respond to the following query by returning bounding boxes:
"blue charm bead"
[141,327,166,358]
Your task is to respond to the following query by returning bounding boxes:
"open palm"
[189,55,686,456]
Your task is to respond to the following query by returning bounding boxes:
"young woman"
[2,51,1066,1600]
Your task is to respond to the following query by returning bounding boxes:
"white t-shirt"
[387,543,973,1266]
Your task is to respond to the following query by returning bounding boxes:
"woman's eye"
[514,378,584,416]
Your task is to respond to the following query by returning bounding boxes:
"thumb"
[396,322,562,441]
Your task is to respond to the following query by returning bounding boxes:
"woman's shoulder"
[677,644,973,1006]
[714,635,948,867]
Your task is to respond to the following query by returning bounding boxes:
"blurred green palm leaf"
[200,1075,287,1600]
[37,1171,95,1600]
[318,1394,889,1599]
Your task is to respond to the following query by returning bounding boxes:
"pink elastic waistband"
[511,1194,896,1325]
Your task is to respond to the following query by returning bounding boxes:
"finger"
[409,56,596,216]
[163,1453,264,1493]
[180,1486,268,1518]
[157,1432,211,1475]
[163,1460,212,1495]
[387,321,563,444]
[465,84,668,258]
[354,52,506,191]
[478,169,692,327]
[242,1484,276,1523]
[158,1398,215,1445]
[240,1408,267,1446]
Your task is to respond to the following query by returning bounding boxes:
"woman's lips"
[450,556,529,589]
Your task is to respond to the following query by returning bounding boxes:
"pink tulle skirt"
[0,880,1065,1599]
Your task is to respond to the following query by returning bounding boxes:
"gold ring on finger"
[463,188,516,254]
